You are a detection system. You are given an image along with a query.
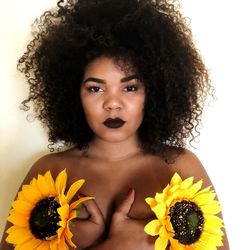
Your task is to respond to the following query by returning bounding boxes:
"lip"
[103,118,126,128]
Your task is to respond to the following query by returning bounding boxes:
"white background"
[0,1,249,249]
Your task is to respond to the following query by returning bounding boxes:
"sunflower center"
[170,200,204,245]
[29,197,60,240]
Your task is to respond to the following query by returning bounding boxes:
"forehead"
[84,56,136,77]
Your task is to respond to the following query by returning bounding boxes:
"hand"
[69,195,105,250]
[107,188,155,250]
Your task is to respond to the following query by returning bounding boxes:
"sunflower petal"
[169,184,180,195]
[193,240,215,250]
[6,225,21,234]
[6,168,92,250]
[170,173,182,185]
[49,238,59,250]
[155,192,165,203]
[200,202,222,215]
[165,217,173,232]
[144,173,224,250]
[162,184,170,195]
[7,213,29,227]
[6,227,32,244]
[16,237,42,250]
[155,236,169,250]
[205,215,224,228]
[188,180,203,195]
[17,191,26,200]
[11,200,33,215]
[57,236,69,250]
[165,193,177,207]
[36,241,50,250]
[21,184,43,204]
[66,179,85,202]
[145,197,157,208]
[191,242,208,250]
[56,169,67,195]
[69,210,77,221]
[200,231,224,246]
[193,192,216,205]
[69,196,93,210]
[57,227,66,242]
[65,224,76,248]
[159,225,168,238]
[44,171,57,195]
[152,203,167,220]
[144,219,161,236]
[169,238,185,250]
[204,226,224,237]
[58,204,70,228]
[36,174,52,197]
[196,186,212,195]
[180,176,194,189]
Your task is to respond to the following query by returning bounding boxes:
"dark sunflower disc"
[29,197,60,240]
[170,200,204,245]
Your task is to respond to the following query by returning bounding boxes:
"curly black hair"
[18,0,213,158]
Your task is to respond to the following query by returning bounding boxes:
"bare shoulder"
[170,149,230,249]
[167,148,213,188]
[22,147,80,185]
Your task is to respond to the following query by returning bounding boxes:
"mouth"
[103,118,126,129]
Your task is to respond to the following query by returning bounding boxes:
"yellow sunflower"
[6,169,93,249]
[144,173,224,250]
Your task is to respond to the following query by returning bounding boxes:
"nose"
[103,92,122,111]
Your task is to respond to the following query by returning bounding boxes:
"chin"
[97,130,135,143]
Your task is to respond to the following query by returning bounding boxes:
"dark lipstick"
[103,118,125,128]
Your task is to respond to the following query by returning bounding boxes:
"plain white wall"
[1,1,249,249]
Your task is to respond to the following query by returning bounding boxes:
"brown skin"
[0,149,229,249]
[0,56,229,249]
[81,56,145,146]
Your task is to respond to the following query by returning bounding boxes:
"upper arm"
[0,153,60,249]
[168,149,230,249]
[168,149,212,187]
[21,153,62,185]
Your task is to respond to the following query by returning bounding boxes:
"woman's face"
[80,56,145,143]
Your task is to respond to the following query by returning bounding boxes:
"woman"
[0,0,229,249]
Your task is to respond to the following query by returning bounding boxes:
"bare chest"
[60,155,172,223]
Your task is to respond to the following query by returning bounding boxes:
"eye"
[124,85,138,92]
[87,86,104,93]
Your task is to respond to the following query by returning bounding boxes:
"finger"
[83,198,105,225]
[115,188,135,217]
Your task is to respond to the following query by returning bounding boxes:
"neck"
[85,135,142,162]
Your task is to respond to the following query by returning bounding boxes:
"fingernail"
[78,193,87,198]
[127,187,134,196]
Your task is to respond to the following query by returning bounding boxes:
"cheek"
[138,99,146,122]
[128,97,145,118]
[136,96,145,113]
[81,98,96,123]
[83,104,98,120]
[81,94,99,115]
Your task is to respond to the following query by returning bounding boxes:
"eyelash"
[85,85,138,93]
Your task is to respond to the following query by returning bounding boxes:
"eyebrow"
[83,74,139,84]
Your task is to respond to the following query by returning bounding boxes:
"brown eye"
[87,87,103,92]
[124,85,138,92]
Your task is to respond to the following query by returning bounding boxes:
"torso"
[42,147,180,225]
